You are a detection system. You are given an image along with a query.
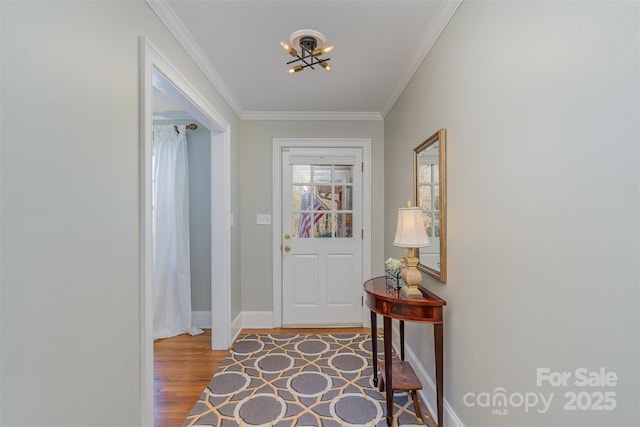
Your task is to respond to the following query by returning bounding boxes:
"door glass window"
[292,164,353,238]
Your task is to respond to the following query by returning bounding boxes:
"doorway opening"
[151,109,208,340]
[139,37,232,426]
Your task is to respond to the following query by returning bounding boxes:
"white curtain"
[152,124,202,340]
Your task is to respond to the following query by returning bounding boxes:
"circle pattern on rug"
[254,352,295,373]
[330,392,383,427]
[329,333,360,341]
[233,338,264,355]
[208,371,251,397]
[234,393,286,426]
[294,339,330,356]
[184,334,426,426]
[328,352,368,373]
[359,337,384,355]
[286,371,333,397]
[269,333,300,341]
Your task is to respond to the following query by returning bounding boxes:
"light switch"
[256,214,271,225]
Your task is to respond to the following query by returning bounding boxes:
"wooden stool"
[378,360,424,423]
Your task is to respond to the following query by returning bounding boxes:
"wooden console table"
[363,276,446,427]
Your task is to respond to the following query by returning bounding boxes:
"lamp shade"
[393,207,430,248]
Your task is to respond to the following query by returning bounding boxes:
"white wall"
[0,1,240,425]
[385,1,639,425]
[239,120,385,312]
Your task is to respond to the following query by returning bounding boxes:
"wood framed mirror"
[414,128,447,283]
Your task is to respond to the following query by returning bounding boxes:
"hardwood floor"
[154,330,226,427]
[153,327,370,427]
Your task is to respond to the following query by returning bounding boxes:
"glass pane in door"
[335,213,353,238]
[313,165,332,184]
[291,163,354,239]
[334,165,353,183]
[313,213,332,238]
[292,165,311,183]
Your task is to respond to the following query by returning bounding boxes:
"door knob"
[284,245,291,252]
[284,233,291,240]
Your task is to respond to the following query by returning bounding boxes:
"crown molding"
[242,111,383,121]
[381,0,463,118]
[146,0,244,118]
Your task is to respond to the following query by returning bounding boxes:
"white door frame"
[272,138,372,328]
[139,37,232,426]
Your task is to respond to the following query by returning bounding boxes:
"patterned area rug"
[183,333,429,427]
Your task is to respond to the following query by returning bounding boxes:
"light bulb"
[280,41,297,57]
[288,65,304,74]
[312,45,334,57]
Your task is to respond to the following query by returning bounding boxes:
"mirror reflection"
[414,129,446,282]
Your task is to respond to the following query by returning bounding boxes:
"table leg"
[370,310,378,387]
[384,316,393,427]
[435,323,444,427]
[400,320,405,361]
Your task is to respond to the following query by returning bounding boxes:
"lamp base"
[400,255,423,299]
[400,285,423,299]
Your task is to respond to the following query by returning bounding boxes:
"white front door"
[281,147,363,326]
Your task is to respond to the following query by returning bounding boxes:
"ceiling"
[151,0,461,119]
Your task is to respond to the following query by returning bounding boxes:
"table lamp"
[393,201,430,298]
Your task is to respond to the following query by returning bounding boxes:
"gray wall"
[0,1,241,425]
[186,124,212,312]
[385,1,639,425]
[239,120,385,311]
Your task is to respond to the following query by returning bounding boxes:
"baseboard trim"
[238,311,371,330]
[241,311,274,329]
[231,312,243,344]
[193,311,274,329]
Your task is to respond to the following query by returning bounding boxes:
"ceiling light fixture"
[281,29,333,73]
